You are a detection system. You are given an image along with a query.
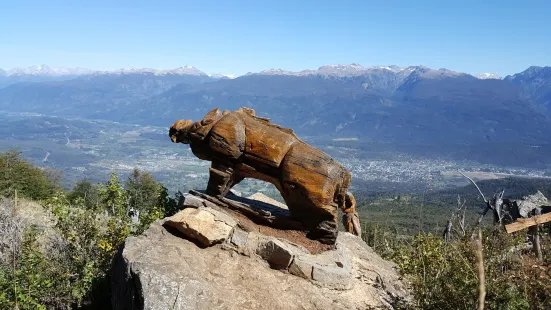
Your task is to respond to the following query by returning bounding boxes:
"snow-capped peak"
[475,72,502,80]
[258,68,295,75]
[169,66,208,76]
[252,64,430,77]
[2,65,209,77]
[318,63,364,71]
[102,66,208,76]
[209,73,237,79]
[6,64,95,76]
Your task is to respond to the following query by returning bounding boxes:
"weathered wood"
[170,107,361,244]
[529,225,543,261]
[504,212,551,233]
[189,190,305,231]
[475,229,486,310]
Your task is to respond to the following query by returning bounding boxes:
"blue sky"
[1,0,549,76]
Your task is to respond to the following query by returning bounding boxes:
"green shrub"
[0,226,72,309]
[0,150,59,200]
[0,154,181,308]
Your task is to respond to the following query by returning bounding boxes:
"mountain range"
[1,63,501,81]
[0,64,550,149]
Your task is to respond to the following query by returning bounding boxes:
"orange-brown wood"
[169,107,361,244]
[241,112,297,168]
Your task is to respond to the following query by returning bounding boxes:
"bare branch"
[459,198,467,236]
[461,172,488,203]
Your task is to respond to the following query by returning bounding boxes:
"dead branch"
[443,220,453,243]
[461,173,509,231]
[459,197,467,236]
[444,195,468,242]
[461,173,488,203]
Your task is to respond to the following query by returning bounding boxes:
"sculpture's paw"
[343,212,362,237]
[307,220,338,245]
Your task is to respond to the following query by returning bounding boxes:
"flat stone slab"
[164,207,236,247]
[312,264,351,290]
[287,247,352,289]
[180,193,206,208]
[230,228,249,248]
[289,255,313,279]
[256,239,295,269]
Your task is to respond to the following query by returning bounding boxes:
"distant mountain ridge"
[2,64,95,76]
[504,66,551,109]
[0,64,550,149]
[0,64,207,77]
[2,63,500,80]
[0,64,219,88]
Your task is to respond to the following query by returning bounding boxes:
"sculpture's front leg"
[206,161,242,197]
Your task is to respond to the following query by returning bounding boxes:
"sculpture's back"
[169,107,361,244]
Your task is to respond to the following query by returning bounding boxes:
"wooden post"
[531,209,543,261]
[475,229,486,310]
[13,189,17,216]
[529,225,543,261]
[504,210,548,260]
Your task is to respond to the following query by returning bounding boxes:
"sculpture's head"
[169,120,194,144]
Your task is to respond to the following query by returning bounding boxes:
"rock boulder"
[112,213,409,310]
[164,207,237,247]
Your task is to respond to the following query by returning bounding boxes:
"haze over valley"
[2,63,551,195]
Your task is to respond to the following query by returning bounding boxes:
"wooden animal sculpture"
[169,107,361,244]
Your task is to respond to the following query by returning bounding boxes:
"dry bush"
[0,197,60,264]
[0,198,23,266]
[377,226,551,310]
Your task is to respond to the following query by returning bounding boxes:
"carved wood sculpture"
[169,107,361,244]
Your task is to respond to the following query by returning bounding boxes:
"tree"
[68,179,100,210]
[158,185,178,216]
[125,168,161,213]
[42,167,63,189]
[98,173,126,216]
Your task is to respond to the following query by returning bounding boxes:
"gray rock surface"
[112,218,410,309]
[229,227,249,248]
[180,193,206,208]
[256,239,295,269]
[514,191,547,218]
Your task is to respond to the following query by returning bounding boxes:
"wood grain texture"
[169,107,360,244]
[505,212,551,233]
[209,113,245,159]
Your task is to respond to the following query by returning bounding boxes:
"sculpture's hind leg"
[280,180,339,245]
[308,216,339,245]
[279,143,344,245]
[341,192,362,237]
